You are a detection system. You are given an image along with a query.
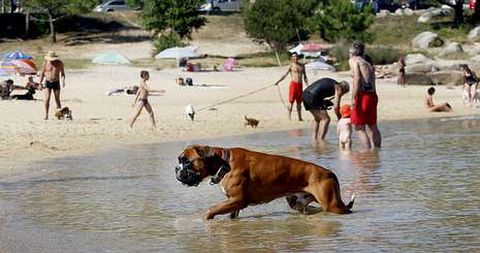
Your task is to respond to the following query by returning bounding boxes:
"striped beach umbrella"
[2,51,33,60]
[0,60,18,75]
[11,59,37,76]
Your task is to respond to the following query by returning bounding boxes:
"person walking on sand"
[425,87,452,112]
[461,64,478,107]
[348,41,381,150]
[130,70,165,129]
[275,52,308,121]
[302,77,350,140]
[337,104,353,150]
[397,54,406,86]
[39,51,65,120]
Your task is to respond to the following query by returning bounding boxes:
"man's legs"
[311,110,329,140]
[355,124,371,150]
[296,102,303,121]
[53,89,62,110]
[368,124,381,148]
[288,103,293,120]
[43,88,52,120]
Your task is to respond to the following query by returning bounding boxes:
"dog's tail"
[346,193,355,210]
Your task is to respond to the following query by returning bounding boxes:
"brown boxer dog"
[175,145,354,220]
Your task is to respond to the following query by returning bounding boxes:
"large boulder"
[405,53,433,65]
[417,7,454,23]
[467,26,480,42]
[405,72,433,85]
[439,42,464,56]
[411,32,444,48]
[430,71,464,86]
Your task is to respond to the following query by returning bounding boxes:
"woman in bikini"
[462,64,478,107]
[130,70,165,129]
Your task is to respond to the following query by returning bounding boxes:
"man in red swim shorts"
[275,52,308,121]
[348,41,381,149]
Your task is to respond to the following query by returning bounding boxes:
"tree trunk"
[9,0,14,13]
[48,12,56,43]
[475,0,480,23]
[453,1,464,27]
[25,10,30,38]
[2,0,5,14]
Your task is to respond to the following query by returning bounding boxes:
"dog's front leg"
[202,198,245,220]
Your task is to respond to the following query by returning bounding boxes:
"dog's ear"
[192,145,214,158]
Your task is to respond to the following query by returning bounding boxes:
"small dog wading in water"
[244,115,259,128]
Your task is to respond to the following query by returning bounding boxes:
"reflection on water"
[1,116,480,252]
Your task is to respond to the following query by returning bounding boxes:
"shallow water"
[1,116,479,252]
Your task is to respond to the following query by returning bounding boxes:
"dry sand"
[2,62,478,178]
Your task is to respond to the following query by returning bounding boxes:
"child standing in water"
[337,104,353,150]
[130,70,165,129]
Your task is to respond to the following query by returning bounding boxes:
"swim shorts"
[351,92,378,125]
[289,81,302,104]
[45,80,60,90]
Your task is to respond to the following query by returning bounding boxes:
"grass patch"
[369,15,431,46]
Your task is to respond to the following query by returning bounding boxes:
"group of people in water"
[276,41,381,150]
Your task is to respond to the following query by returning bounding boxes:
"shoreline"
[1,66,479,178]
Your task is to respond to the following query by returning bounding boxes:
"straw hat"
[340,104,351,118]
[338,80,350,94]
[45,51,60,61]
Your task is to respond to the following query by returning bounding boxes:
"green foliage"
[331,42,401,71]
[140,0,206,39]
[152,32,186,56]
[314,0,374,43]
[367,46,401,65]
[23,0,97,16]
[242,0,321,51]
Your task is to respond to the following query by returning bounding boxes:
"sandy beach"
[1,59,478,178]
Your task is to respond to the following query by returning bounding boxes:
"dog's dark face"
[175,146,209,187]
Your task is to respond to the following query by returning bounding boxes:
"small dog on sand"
[185,104,195,121]
[55,107,73,120]
[244,115,259,128]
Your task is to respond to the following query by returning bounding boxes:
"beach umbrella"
[305,61,335,72]
[11,59,37,76]
[2,51,33,60]
[0,68,12,77]
[155,47,199,59]
[0,60,18,75]
[92,52,131,65]
[289,44,304,55]
[301,43,326,53]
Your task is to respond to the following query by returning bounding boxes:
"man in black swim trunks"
[302,78,349,140]
[39,51,65,120]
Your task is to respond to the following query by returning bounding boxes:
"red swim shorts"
[289,81,303,104]
[351,92,378,125]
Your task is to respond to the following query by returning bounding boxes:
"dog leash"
[275,84,291,111]
[196,83,276,113]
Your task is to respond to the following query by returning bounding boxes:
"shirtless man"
[39,51,65,120]
[348,41,381,150]
[275,52,308,121]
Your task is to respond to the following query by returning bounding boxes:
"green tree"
[242,0,321,52]
[314,0,374,43]
[140,0,206,39]
[23,0,97,42]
